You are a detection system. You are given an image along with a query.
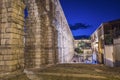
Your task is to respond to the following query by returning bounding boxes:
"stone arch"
[0,0,74,74]
[24,0,57,68]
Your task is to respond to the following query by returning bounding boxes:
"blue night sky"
[59,0,120,39]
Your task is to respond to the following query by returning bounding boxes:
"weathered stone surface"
[0,0,25,72]
[54,1,74,63]
[0,0,74,78]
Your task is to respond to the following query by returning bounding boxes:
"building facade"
[91,26,104,64]
[91,19,120,67]
[0,0,74,77]
[91,31,98,52]
[74,39,91,54]
[74,39,92,63]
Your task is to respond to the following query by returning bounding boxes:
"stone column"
[46,0,56,65]
[54,29,58,64]
[47,26,55,64]
[44,15,51,65]
[0,0,25,72]
[25,0,50,68]
[59,34,62,63]
[25,0,42,68]
[61,35,64,63]
[40,14,49,66]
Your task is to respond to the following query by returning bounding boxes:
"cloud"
[70,23,92,30]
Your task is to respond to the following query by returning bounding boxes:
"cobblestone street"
[4,64,120,80]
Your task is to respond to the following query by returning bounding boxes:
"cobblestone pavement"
[24,64,120,80]
[1,64,120,80]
